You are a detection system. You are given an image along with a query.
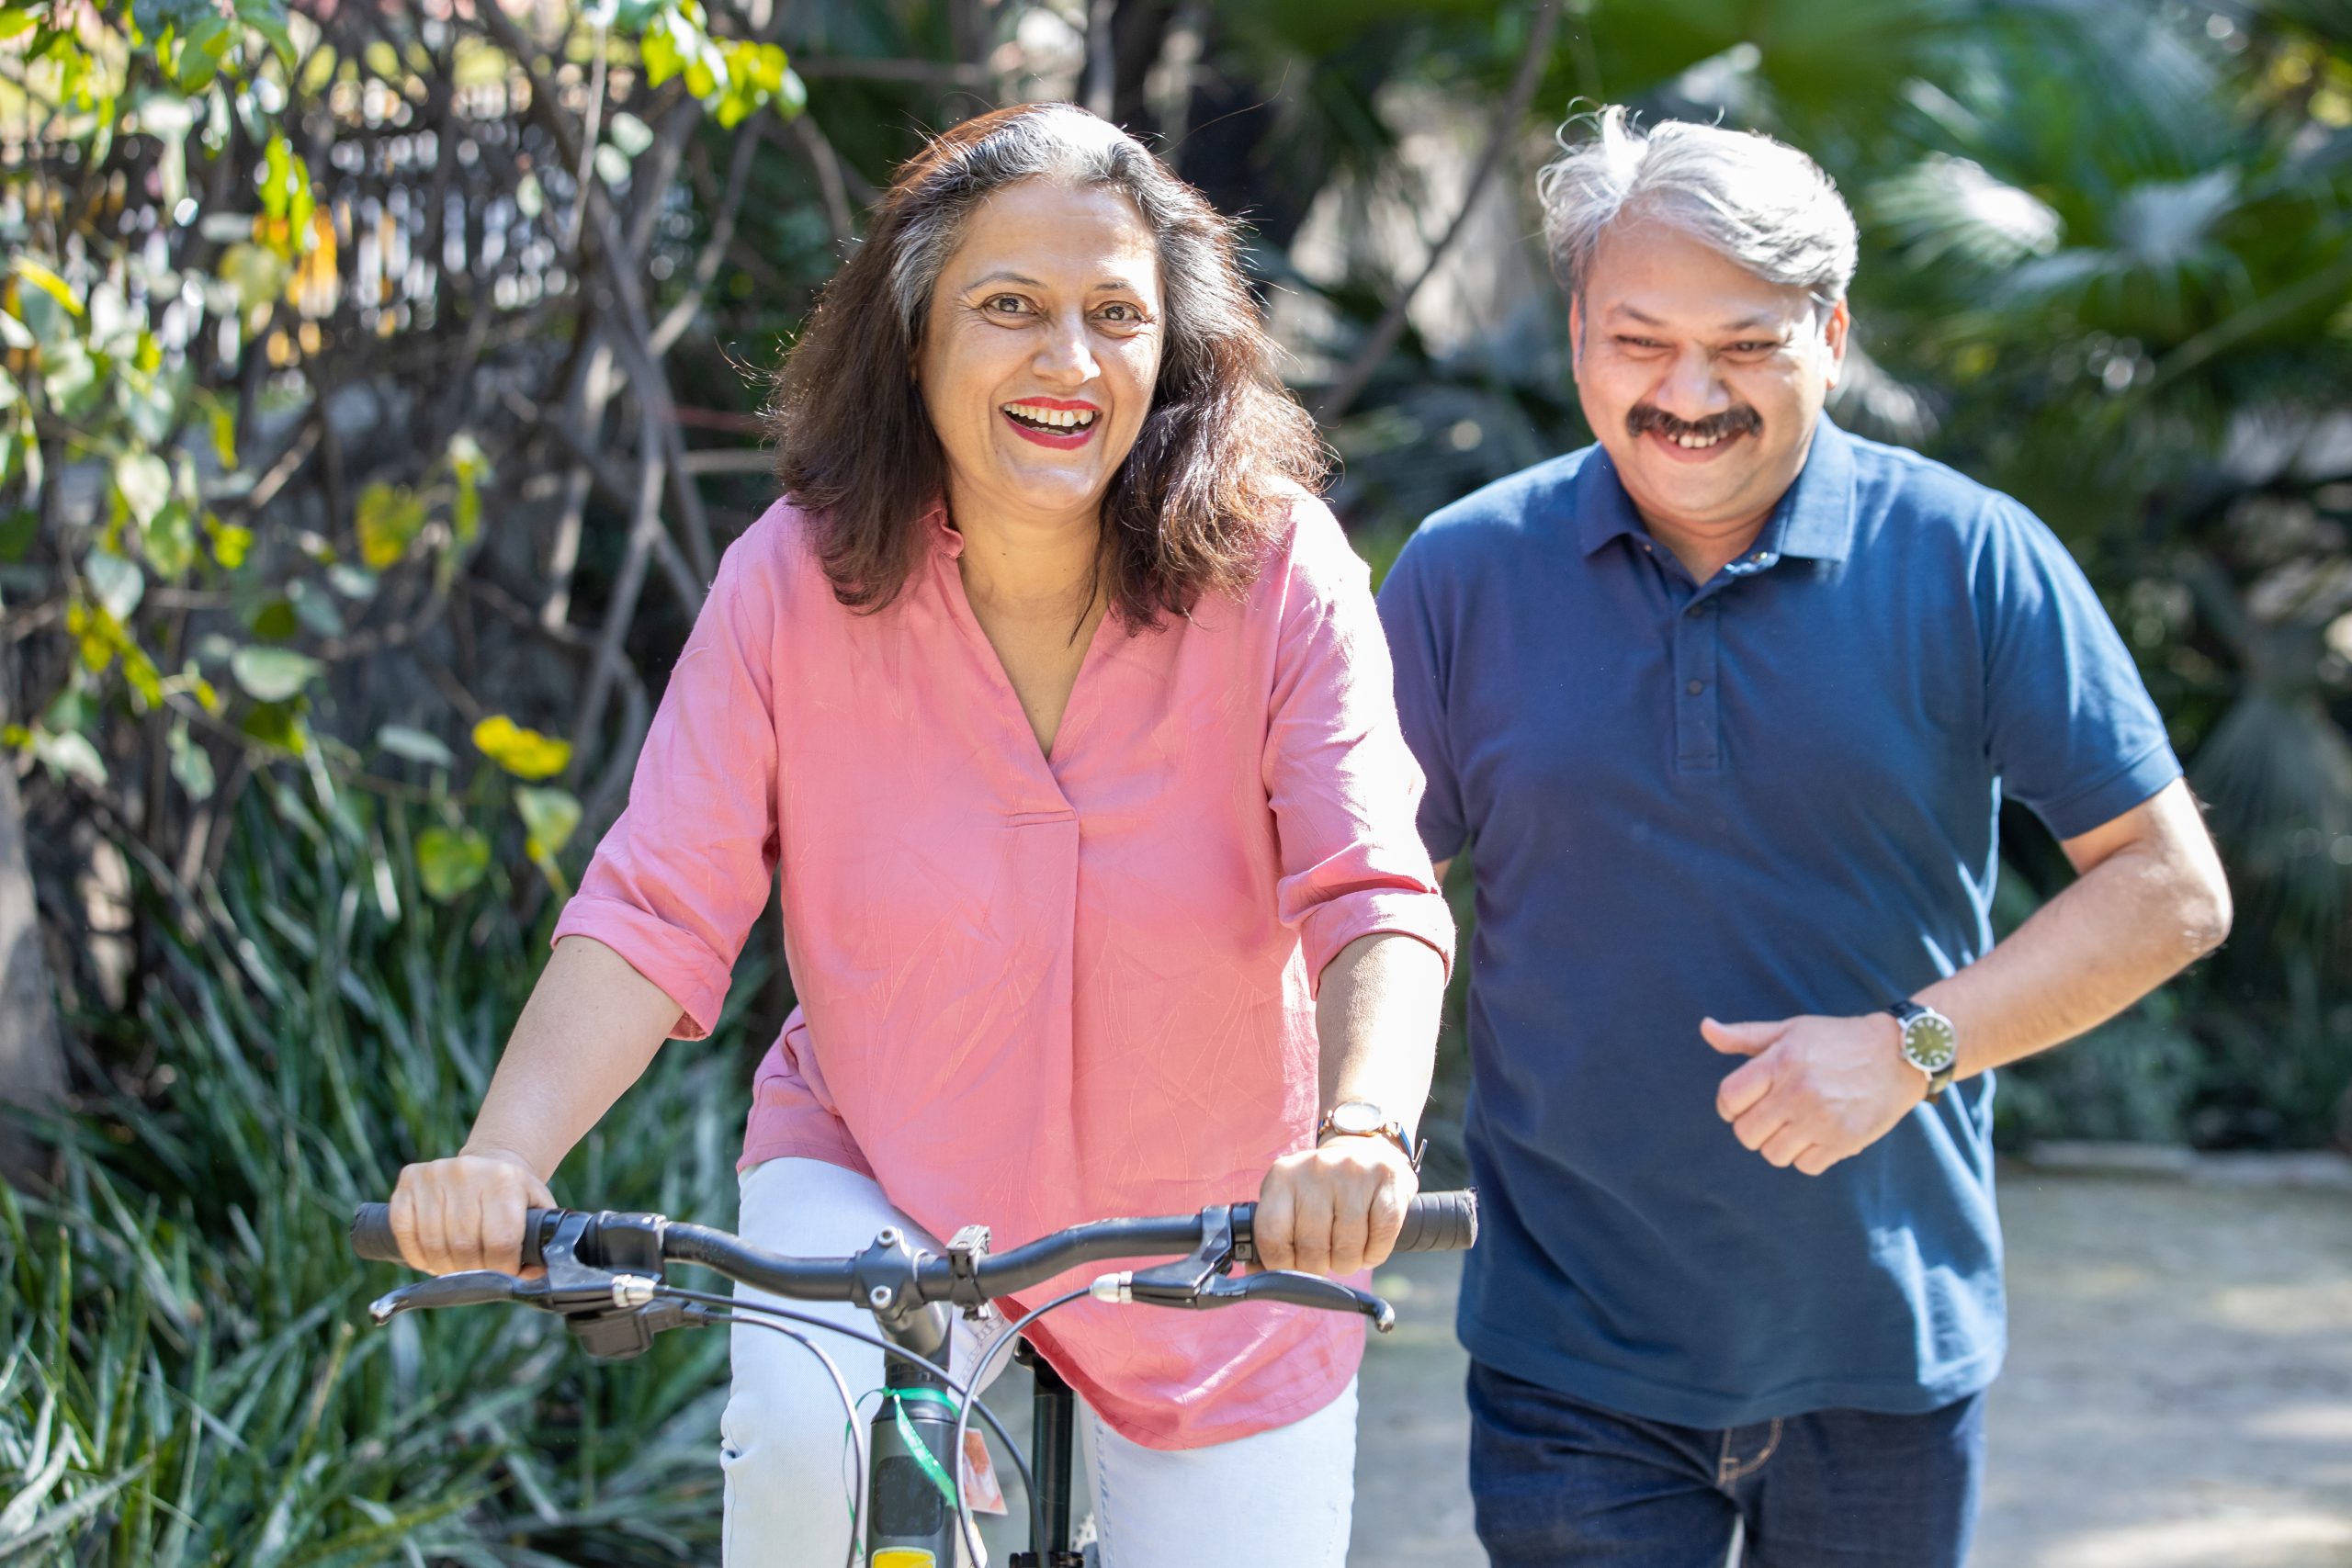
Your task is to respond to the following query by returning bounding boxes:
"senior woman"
[388,103,1452,1566]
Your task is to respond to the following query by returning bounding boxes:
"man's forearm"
[1920,804,2230,1081]
[1316,931,1446,1137]
[462,935,683,1179]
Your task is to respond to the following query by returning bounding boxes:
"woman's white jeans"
[720,1157,1358,1568]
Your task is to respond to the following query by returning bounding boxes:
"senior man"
[1377,108,2233,1567]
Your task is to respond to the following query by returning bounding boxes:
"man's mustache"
[1627,405,1762,443]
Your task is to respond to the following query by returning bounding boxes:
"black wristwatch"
[1887,1000,1958,1101]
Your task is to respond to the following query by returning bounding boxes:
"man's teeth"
[1671,430,1727,448]
[1004,403,1097,429]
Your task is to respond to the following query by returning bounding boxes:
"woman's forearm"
[461,935,684,1180]
[1316,931,1446,1138]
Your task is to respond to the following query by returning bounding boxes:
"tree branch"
[1312,1,1563,425]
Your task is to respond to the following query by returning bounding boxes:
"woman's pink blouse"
[552,494,1453,1450]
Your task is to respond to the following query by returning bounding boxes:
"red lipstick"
[1001,397,1102,450]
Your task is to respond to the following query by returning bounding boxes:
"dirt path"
[1348,1165,2352,1567]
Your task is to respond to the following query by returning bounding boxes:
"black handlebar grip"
[351,1203,564,1268]
[519,1208,554,1268]
[351,1203,405,1264]
[1393,1190,1478,1253]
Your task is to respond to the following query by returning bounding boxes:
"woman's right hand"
[388,1145,557,1276]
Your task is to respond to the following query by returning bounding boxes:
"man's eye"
[1616,336,1665,351]
[1726,342,1780,355]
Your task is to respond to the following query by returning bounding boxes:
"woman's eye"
[1096,302,1143,323]
[983,294,1031,315]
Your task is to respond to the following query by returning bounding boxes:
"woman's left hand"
[1251,1137,1419,1277]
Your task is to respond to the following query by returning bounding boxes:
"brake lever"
[1195,1270,1397,1333]
[367,1266,668,1326]
[368,1269,522,1324]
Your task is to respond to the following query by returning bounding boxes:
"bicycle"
[351,1187,1477,1568]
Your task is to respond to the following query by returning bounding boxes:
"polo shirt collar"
[1574,414,1859,565]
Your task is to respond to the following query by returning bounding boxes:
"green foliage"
[4,780,754,1564]
[0,0,798,931]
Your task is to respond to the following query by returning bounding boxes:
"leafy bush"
[3,774,756,1565]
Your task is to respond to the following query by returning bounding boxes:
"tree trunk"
[0,761,65,1189]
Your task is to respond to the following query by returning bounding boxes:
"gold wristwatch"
[1316,1100,1424,1172]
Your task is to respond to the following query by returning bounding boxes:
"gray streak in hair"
[883,104,1236,370]
[1536,106,1859,307]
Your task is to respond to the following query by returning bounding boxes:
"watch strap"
[1316,1104,1424,1172]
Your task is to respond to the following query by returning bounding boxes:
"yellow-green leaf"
[471,715,571,780]
[354,481,426,570]
[9,258,80,318]
[515,785,582,862]
[209,516,253,570]
[218,243,289,314]
[416,825,491,902]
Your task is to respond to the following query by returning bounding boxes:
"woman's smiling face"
[916,178,1165,530]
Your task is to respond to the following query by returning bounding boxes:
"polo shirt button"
[1687,680,1706,695]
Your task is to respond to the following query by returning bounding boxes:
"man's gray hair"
[1536,107,1859,306]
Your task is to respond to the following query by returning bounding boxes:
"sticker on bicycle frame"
[960,1429,1008,1516]
[870,1551,936,1568]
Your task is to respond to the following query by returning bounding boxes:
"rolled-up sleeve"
[550,527,783,1040]
[1261,501,1457,991]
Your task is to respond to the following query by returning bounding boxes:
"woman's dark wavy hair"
[766,103,1329,628]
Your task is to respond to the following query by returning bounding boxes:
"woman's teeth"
[1004,403,1097,430]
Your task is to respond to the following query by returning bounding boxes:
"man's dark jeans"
[1467,1361,1985,1568]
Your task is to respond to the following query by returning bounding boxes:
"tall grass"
[4,775,756,1564]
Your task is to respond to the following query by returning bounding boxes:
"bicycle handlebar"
[351,1188,1478,1307]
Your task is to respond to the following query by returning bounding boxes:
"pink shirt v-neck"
[552,492,1453,1449]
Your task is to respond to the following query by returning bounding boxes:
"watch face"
[1903,1012,1958,1073]
[1329,1101,1383,1136]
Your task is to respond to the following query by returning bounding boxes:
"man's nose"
[1651,345,1733,420]
[1033,310,1100,386]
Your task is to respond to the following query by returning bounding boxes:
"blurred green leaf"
[230,646,320,703]
[113,451,172,527]
[515,785,582,862]
[85,548,144,620]
[168,719,216,801]
[375,724,453,768]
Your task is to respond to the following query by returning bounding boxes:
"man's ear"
[1821,298,1851,389]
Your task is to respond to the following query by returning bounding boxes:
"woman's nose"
[1032,310,1101,386]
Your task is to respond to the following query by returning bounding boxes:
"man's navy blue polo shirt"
[1377,417,2181,1427]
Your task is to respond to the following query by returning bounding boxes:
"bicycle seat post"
[1010,1341,1084,1568]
